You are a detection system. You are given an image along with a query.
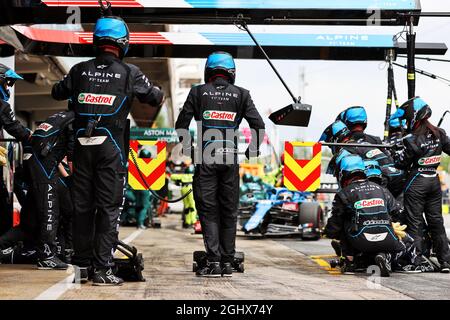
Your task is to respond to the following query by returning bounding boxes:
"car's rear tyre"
[298,202,323,241]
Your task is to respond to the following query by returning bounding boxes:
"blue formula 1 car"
[238,187,324,240]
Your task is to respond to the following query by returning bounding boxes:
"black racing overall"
[52,52,163,269]
[340,181,403,255]
[23,110,74,260]
[399,129,450,264]
[69,58,131,269]
[176,77,265,263]
[195,79,244,263]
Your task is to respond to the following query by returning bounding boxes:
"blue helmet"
[93,16,130,58]
[335,149,352,169]
[364,160,383,184]
[402,97,432,132]
[205,51,236,84]
[331,120,350,143]
[338,155,366,186]
[320,120,350,154]
[338,106,368,129]
[319,120,349,143]
[389,117,406,130]
[0,64,23,102]
[326,148,352,177]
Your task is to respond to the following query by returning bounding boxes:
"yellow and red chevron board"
[283,142,321,192]
[128,140,166,191]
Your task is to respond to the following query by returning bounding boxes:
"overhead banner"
[41,0,418,10]
[284,142,321,192]
[11,27,396,48]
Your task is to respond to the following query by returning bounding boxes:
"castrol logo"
[366,149,383,159]
[354,198,385,209]
[203,110,236,121]
[418,155,441,166]
[36,122,53,132]
[78,93,116,106]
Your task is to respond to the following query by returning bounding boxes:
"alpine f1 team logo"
[78,93,116,106]
[418,155,441,166]
[203,110,237,121]
[354,198,385,209]
[36,123,53,132]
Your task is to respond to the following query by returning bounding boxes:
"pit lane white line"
[34,229,144,300]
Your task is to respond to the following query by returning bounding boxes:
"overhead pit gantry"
[0,0,448,128]
[1,0,422,26]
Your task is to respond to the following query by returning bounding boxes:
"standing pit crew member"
[0,64,30,141]
[392,97,450,273]
[52,15,164,285]
[175,51,265,277]
[0,64,31,234]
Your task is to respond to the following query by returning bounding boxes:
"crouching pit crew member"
[325,155,421,276]
[175,51,265,277]
[0,112,75,266]
[23,110,75,269]
[52,13,164,285]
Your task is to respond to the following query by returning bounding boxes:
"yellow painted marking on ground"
[311,255,341,276]
[310,255,337,259]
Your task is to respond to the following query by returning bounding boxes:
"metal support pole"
[406,16,416,99]
[321,142,394,149]
[238,19,298,104]
[384,49,395,139]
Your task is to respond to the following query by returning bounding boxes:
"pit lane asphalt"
[275,215,450,300]
[2,215,448,300]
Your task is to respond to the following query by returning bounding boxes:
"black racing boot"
[440,262,450,273]
[221,262,233,277]
[92,268,124,286]
[37,256,69,270]
[195,261,221,278]
[397,264,422,274]
[375,253,391,277]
